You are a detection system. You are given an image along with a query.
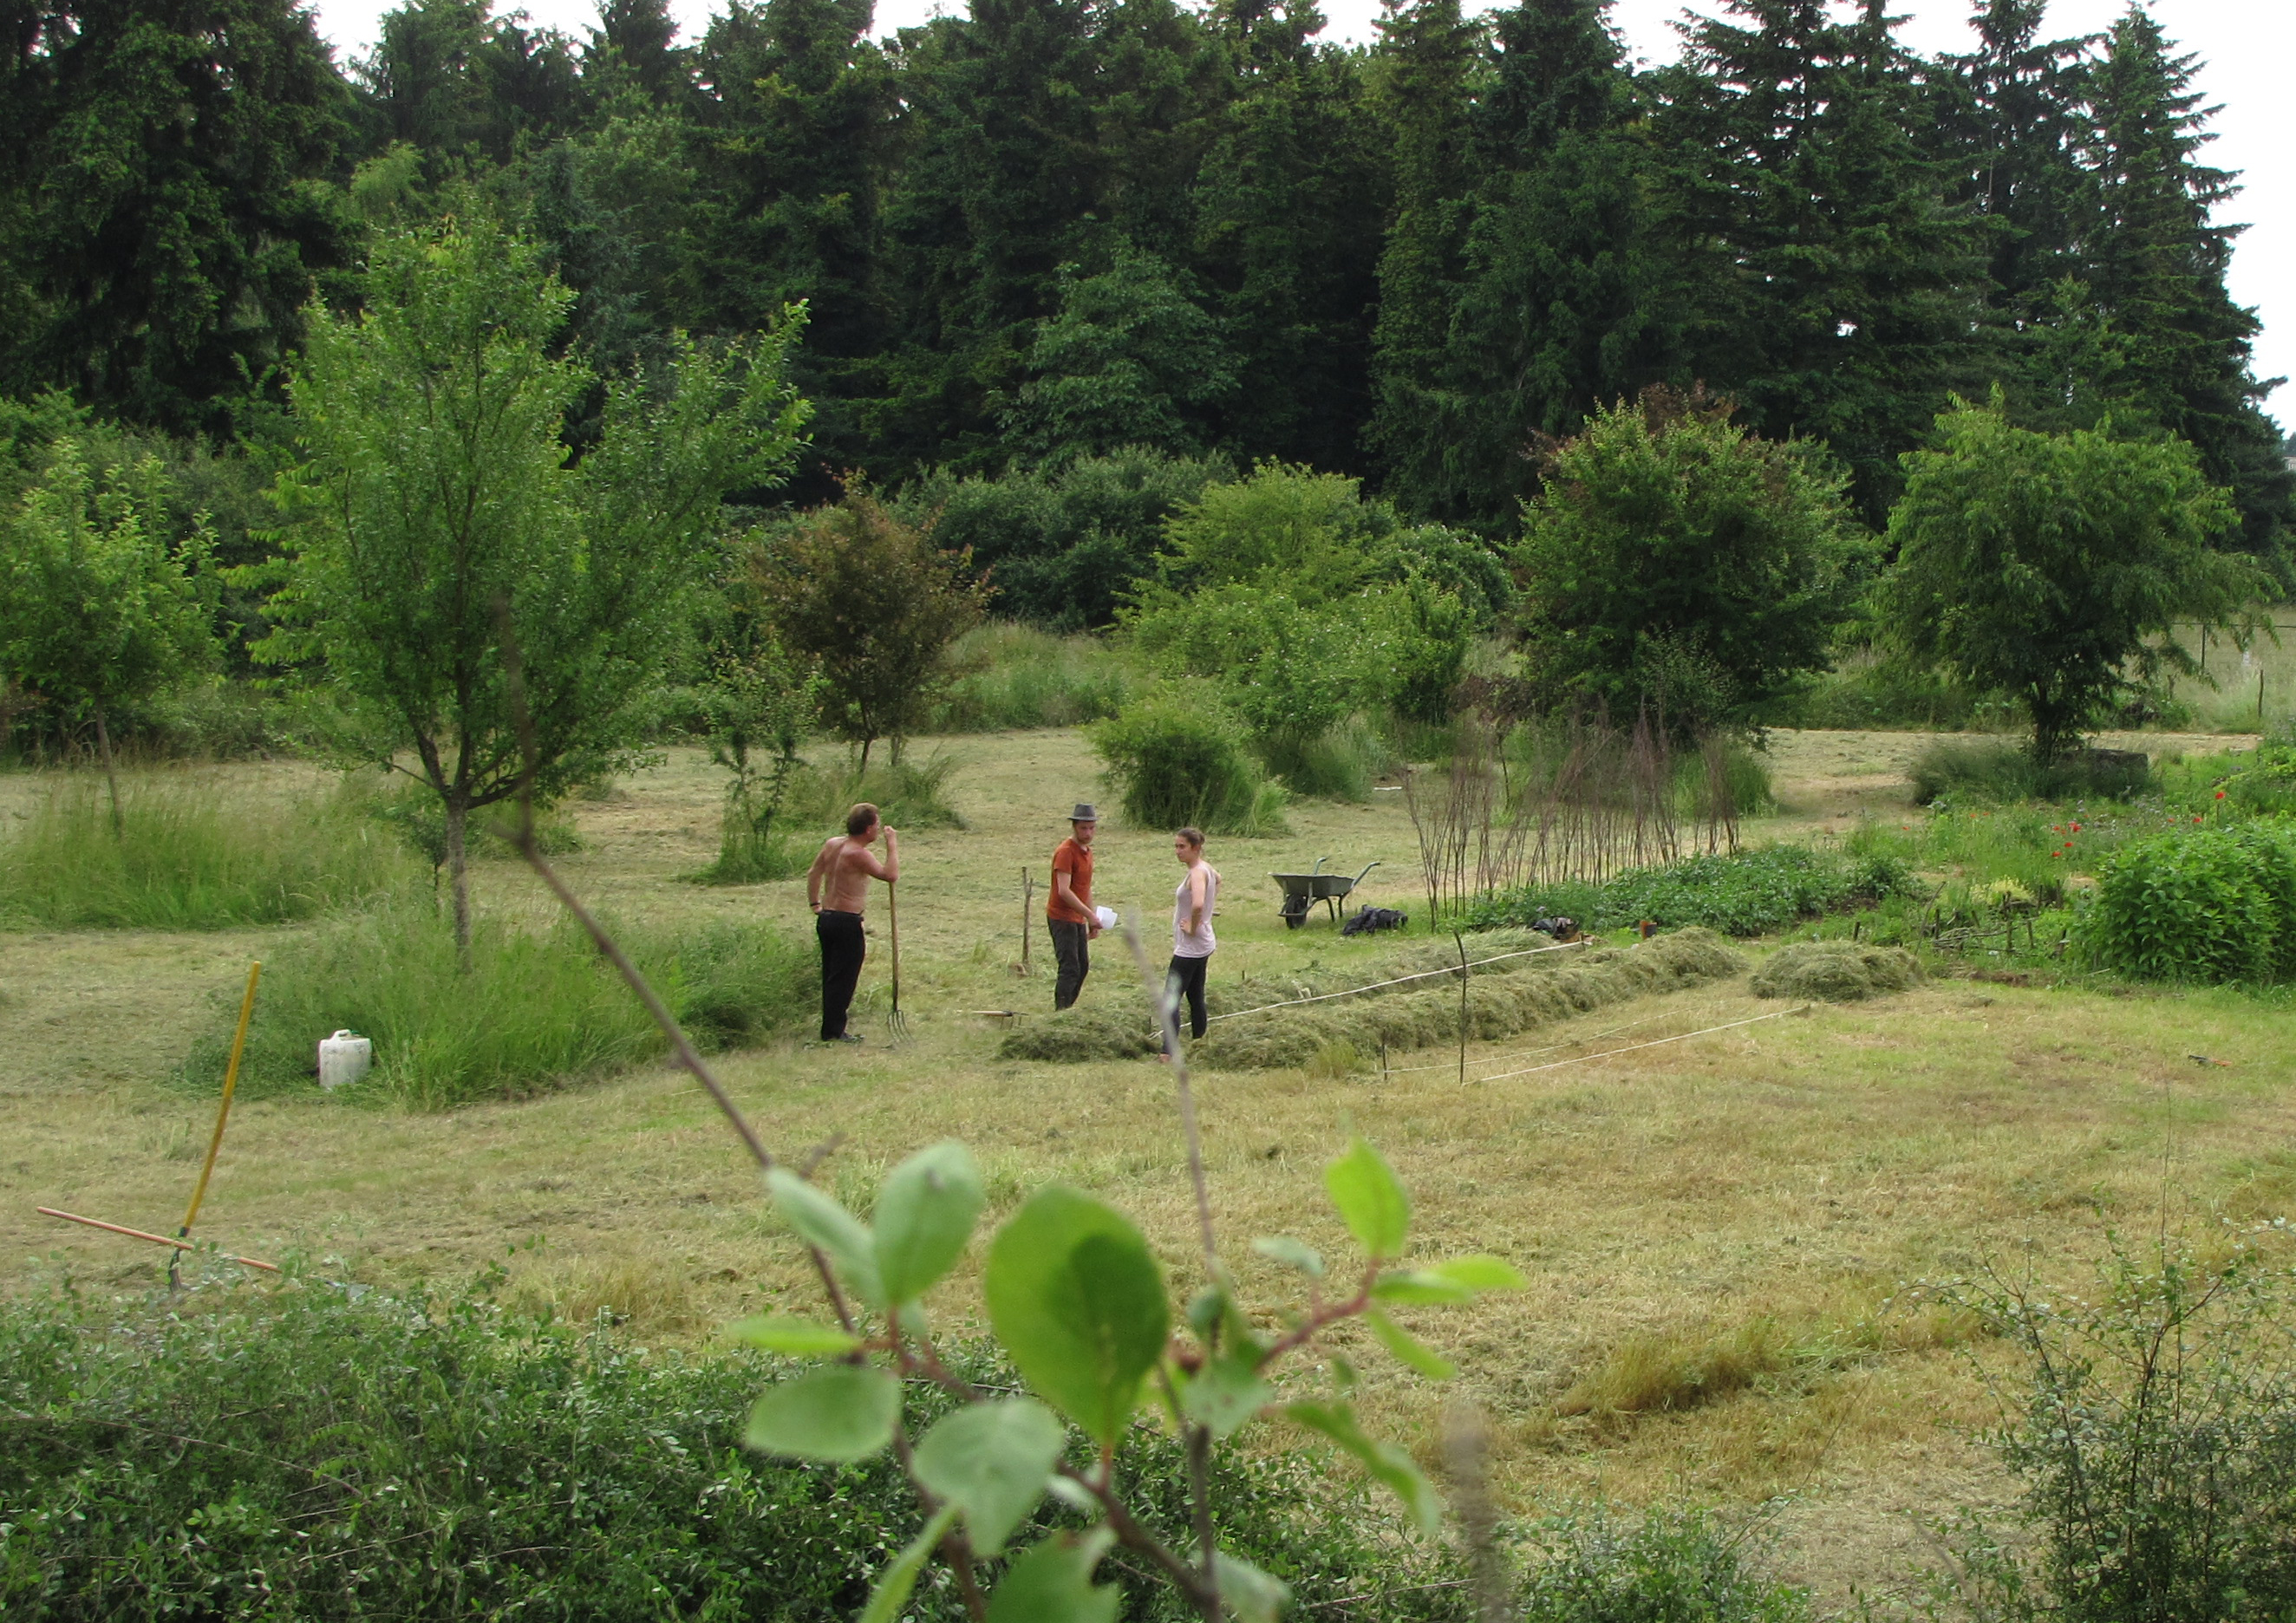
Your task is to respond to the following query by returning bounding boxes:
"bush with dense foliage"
[1883,396,2263,762]
[899,450,1230,631]
[0,1281,1481,1623]
[930,623,1138,732]
[1513,388,1869,731]
[1909,737,2156,805]
[2074,820,2296,984]
[1089,684,1287,835]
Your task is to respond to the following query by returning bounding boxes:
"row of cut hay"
[999,929,1745,1068]
[1190,928,1746,1070]
[1751,940,1923,1003]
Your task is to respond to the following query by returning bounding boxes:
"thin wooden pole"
[1021,868,1034,975]
[174,961,259,1287]
[41,1207,279,1273]
[1453,929,1470,1088]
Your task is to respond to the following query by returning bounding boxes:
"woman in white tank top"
[1164,827,1219,1053]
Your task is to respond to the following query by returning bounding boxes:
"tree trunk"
[858,733,874,772]
[92,702,123,838]
[445,794,473,970]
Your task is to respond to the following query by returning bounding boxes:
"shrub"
[1943,1236,2296,1623]
[1910,737,2154,805]
[2075,821,2296,984]
[0,1282,1477,1623]
[0,775,416,929]
[1090,686,1288,835]
[1751,941,1922,1001]
[930,622,1138,731]
[181,897,816,1107]
[1256,715,1393,802]
[1674,736,1776,820]
[1515,1506,1810,1623]
[1759,645,2006,731]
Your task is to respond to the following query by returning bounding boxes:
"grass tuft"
[0,774,417,929]
[931,622,1138,731]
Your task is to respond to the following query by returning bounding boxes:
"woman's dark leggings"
[1164,954,1210,1047]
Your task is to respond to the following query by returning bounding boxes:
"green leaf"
[724,1313,862,1357]
[986,1528,1120,1623]
[1323,1137,1410,1260]
[1370,1269,1475,1307]
[743,1364,899,1463]
[1424,1255,1527,1291]
[1364,1310,1457,1380]
[766,1168,884,1309]
[1214,1553,1291,1623]
[984,1186,1171,1446]
[1251,1235,1326,1277]
[913,1399,1065,1556]
[858,1503,958,1623]
[1180,1353,1275,1439]
[1284,1399,1442,1534]
[874,1141,986,1307]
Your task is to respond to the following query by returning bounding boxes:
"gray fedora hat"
[1068,803,1099,822]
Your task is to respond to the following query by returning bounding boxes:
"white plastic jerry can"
[318,1030,373,1091]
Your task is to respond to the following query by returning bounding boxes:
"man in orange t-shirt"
[1046,803,1099,1010]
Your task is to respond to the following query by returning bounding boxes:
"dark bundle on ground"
[1751,941,1922,1002]
[1190,929,1745,1071]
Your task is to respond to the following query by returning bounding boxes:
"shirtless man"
[807,803,898,1043]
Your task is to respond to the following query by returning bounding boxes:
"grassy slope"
[2,727,2289,1609]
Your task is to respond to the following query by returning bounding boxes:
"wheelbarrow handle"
[1350,860,1382,887]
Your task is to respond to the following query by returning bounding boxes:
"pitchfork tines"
[885,880,910,1044]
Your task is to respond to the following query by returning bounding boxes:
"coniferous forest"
[2,0,2288,613]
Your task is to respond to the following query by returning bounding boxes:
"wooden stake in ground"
[1020,867,1034,976]
[172,960,260,1287]
[1453,929,1469,1087]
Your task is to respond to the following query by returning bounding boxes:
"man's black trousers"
[816,910,865,1039]
[1048,917,1090,1009]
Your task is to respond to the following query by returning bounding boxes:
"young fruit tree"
[751,486,991,769]
[1883,397,2264,763]
[261,213,809,956]
[1513,387,1869,731]
[0,442,216,829]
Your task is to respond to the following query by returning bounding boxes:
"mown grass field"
[0,725,2285,1610]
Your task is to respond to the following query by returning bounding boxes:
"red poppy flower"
[2217,790,2228,799]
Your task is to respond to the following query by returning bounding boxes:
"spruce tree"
[0,0,351,436]
[2074,7,2290,563]
[1650,0,1987,524]
[1422,0,1673,531]
[1189,0,1383,473]
[1363,0,1480,504]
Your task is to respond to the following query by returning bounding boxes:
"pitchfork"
[885,880,910,1044]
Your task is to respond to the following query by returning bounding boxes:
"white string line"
[1205,939,1589,1026]
[1469,1005,1813,1085]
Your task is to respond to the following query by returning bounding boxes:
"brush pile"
[1751,941,1921,1002]
[998,928,1745,1068]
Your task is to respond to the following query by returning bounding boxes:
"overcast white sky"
[306,0,2293,420]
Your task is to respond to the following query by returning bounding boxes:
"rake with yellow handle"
[169,960,261,1287]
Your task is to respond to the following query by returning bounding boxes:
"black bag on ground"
[1340,906,1408,937]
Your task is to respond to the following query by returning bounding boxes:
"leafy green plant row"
[1460,844,1916,938]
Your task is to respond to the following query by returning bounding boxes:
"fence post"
[1020,868,1033,975]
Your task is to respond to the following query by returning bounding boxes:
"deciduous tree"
[1883,395,2262,762]
[264,214,808,957]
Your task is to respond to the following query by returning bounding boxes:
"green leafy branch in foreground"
[493,620,1519,1620]
[736,1127,1518,1623]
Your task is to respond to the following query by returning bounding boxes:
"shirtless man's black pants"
[817,910,865,1039]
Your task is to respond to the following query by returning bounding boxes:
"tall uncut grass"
[0,775,418,929]
[184,896,818,1108]
[931,622,1138,732]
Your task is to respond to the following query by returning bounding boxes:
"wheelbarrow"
[1271,858,1381,929]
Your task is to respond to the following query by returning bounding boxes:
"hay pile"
[995,1003,1166,1063]
[1189,929,1745,1072]
[1751,941,1921,1002]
